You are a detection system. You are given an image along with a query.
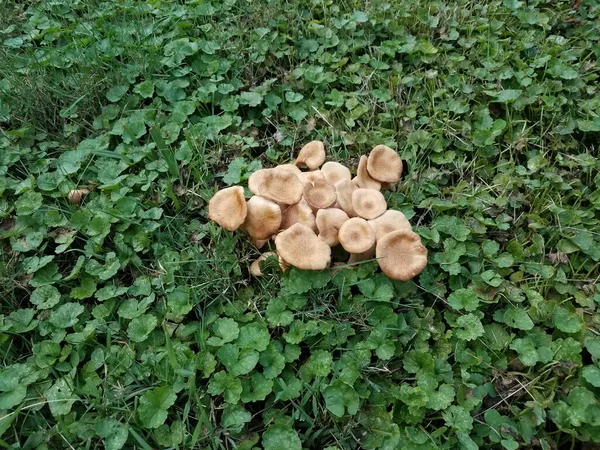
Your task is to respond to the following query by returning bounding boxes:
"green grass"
[1,0,600,448]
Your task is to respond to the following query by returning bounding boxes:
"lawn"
[1,0,600,448]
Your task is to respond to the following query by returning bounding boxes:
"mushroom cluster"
[208,141,428,281]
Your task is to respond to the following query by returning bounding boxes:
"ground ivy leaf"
[301,349,333,380]
[552,306,582,333]
[106,85,128,102]
[127,314,158,342]
[582,365,600,387]
[208,317,239,346]
[237,322,270,351]
[138,386,177,429]
[49,302,85,328]
[274,375,302,401]
[222,404,251,432]
[443,405,473,432]
[454,313,484,341]
[427,384,455,411]
[448,288,479,312]
[95,418,128,450]
[30,285,61,310]
[208,371,242,404]
[47,377,78,417]
[483,323,512,350]
[323,380,360,417]
[510,338,539,366]
[502,307,534,330]
[241,372,273,403]
[259,344,286,379]
[262,423,302,450]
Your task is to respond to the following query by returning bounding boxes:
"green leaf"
[262,423,301,450]
[282,268,331,294]
[301,349,333,380]
[138,386,177,429]
[259,344,286,379]
[49,302,85,328]
[552,306,582,333]
[127,314,158,342]
[208,371,243,404]
[448,289,479,312]
[323,380,360,417]
[30,285,61,310]
[47,377,78,417]
[241,372,273,403]
[106,85,128,102]
[167,285,192,315]
[285,91,303,103]
[216,344,259,376]
[16,191,43,216]
[95,418,128,450]
[454,313,484,341]
[70,276,97,299]
[443,405,473,432]
[237,322,270,351]
[582,365,600,388]
[222,404,251,432]
[510,338,539,366]
[495,89,522,103]
[222,157,245,185]
[239,92,263,107]
[208,317,240,346]
[502,307,534,330]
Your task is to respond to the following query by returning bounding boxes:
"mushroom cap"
[295,140,326,169]
[367,145,403,183]
[334,179,358,217]
[376,230,427,281]
[338,217,376,254]
[257,168,304,205]
[242,196,282,240]
[248,169,267,195]
[352,188,387,220]
[304,180,337,210]
[208,186,248,231]
[368,210,412,241]
[277,164,303,176]
[298,170,326,186]
[316,208,350,246]
[274,223,331,270]
[355,155,381,190]
[321,162,351,185]
[280,199,317,232]
[250,252,278,277]
[348,243,376,264]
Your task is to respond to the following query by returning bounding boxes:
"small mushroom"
[295,140,326,169]
[257,168,304,205]
[242,196,282,240]
[275,223,331,270]
[368,210,412,241]
[248,169,267,195]
[354,155,381,190]
[334,179,358,217]
[366,145,402,183]
[316,208,349,246]
[280,199,317,232]
[352,188,387,220]
[338,217,376,254]
[68,188,90,205]
[298,170,326,186]
[208,186,248,231]
[250,252,278,277]
[376,230,428,281]
[321,162,351,185]
[304,180,337,210]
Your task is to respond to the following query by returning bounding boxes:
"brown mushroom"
[352,188,387,220]
[321,162,351,185]
[208,186,248,231]
[376,230,427,281]
[367,145,402,183]
[250,252,278,277]
[298,170,326,186]
[368,210,412,241]
[257,168,304,205]
[334,179,358,217]
[68,188,90,205]
[251,237,269,249]
[354,155,381,190]
[338,217,376,254]
[295,140,326,169]
[242,196,282,240]
[347,243,376,264]
[316,208,349,246]
[304,180,337,210]
[277,164,303,176]
[280,199,317,232]
[248,169,267,195]
[274,223,331,270]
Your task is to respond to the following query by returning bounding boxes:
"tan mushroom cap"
[367,145,403,183]
[376,230,428,281]
[355,155,381,191]
[248,169,267,195]
[295,140,326,169]
[304,180,337,210]
[338,217,376,254]
[275,223,331,270]
[277,164,303,176]
[316,208,349,246]
[298,170,326,186]
[242,196,282,240]
[208,186,248,231]
[368,210,412,241]
[250,252,278,277]
[321,162,351,185]
[352,188,387,220]
[280,199,317,232]
[257,168,304,205]
[334,179,358,217]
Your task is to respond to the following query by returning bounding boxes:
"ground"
[1,0,600,449]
